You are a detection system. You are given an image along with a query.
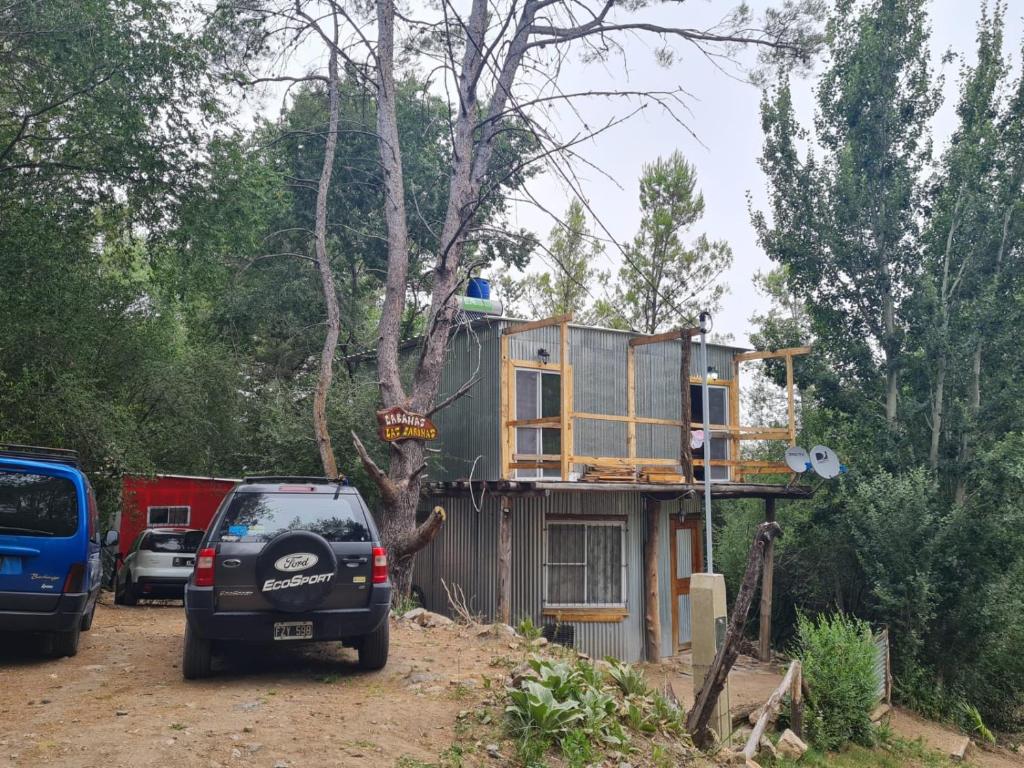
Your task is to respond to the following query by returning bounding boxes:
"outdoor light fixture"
[537,347,551,364]
[707,366,719,380]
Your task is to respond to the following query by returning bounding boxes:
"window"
[689,383,731,481]
[143,530,204,553]
[210,492,371,544]
[544,521,625,607]
[515,369,562,478]
[147,505,190,526]
[0,471,79,537]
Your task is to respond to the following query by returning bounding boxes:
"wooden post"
[643,496,662,662]
[498,496,512,625]
[786,353,796,446]
[686,521,782,748]
[790,661,804,738]
[560,320,572,481]
[758,496,777,662]
[742,661,802,760]
[627,345,637,460]
[680,331,694,483]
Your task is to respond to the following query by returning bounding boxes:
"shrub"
[606,659,650,697]
[517,617,542,641]
[796,612,878,751]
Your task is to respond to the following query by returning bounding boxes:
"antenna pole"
[699,311,714,573]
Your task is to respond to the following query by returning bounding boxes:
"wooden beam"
[786,354,797,446]
[680,329,694,483]
[733,345,811,362]
[506,417,561,427]
[629,328,684,347]
[574,456,678,467]
[742,661,802,761]
[627,345,637,459]
[731,356,741,482]
[759,497,777,662]
[576,412,683,427]
[686,521,783,748]
[644,497,661,662]
[500,335,511,480]
[505,359,562,371]
[498,497,512,625]
[502,313,573,336]
[560,320,571,481]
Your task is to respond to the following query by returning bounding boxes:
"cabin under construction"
[414,314,811,662]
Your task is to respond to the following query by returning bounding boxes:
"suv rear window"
[145,531,204,553]
[0,471,79,537]
[211,492,371,544]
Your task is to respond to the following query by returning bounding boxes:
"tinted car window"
[0,471,79,537]
[144,531,204,553]
[211,493,371,543]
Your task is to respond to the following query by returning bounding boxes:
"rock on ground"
[776,729,808,760]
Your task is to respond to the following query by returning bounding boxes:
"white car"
[114,528,204,605]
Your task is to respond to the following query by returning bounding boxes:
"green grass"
[774,737,969,768]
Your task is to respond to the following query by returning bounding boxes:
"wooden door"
[670,519,704,652]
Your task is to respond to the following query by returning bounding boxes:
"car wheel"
[182,622,212,680]
[357,619,389,671]
[80,597,96,631]
[49,625,81,658]
[121,572,137,606]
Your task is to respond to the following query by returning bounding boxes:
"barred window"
[544,521,625,607]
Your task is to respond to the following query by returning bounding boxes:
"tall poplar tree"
[754,0,940,426]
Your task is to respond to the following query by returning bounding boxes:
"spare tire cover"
[256,530,338,612]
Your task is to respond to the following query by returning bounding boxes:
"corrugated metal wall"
[415,491,649,662]
[431,321,502,482]
[433,320,739,481]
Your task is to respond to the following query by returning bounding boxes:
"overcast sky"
[504,1,1024,346]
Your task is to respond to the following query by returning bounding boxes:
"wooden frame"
[669,517,704,652]
[499,326,810,482]
[542,607,627,623]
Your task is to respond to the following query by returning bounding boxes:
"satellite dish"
[810,445,843,479]
[784,446,811,474]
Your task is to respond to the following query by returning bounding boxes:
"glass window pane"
[517,427,538,456]
[211,493,371,543]
[541,428,561,456]
[548,565,585,604]
[689,384,702,422]
[516,370,538,419]
[710,435,729,460]
[709,387,728,424]
[541,373,561,417]
[586,526,623,604]
[0,471,79,537]
[548,524,585,563]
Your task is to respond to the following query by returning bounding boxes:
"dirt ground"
[0,595,518,768]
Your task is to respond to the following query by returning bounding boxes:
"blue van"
[0,445,105,656]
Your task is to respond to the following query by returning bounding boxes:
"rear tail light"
[63,562,85,593]
[195,547,216,587]
[371,547,388,584]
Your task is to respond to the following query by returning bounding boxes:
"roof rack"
[0,443,81,468]
[242,476,348,485]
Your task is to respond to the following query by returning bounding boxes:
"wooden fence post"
[497,496,512,625]
[758,496,777,661]
[643,496,661,661]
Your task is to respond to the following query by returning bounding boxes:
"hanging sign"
[690,429,705,450]
[377,407,439,442]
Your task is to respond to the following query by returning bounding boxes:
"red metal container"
[118,474,238,557]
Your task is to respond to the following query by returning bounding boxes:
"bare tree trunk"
[313,44,342,480]
[955,204,1011,502]
[929,195,962,470]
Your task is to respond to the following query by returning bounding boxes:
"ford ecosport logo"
[274,553,319,572]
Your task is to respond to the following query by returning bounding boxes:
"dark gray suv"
[182,478,391,679]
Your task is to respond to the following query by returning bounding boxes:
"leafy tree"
[501,200,610,323]
[754,0,940,426]
[611,153,732,333]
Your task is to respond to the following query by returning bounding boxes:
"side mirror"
[103,530,119,548]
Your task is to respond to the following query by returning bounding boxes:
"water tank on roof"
[467,277,491,299]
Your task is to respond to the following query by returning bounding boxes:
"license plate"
[173,557,195,568]
[273,621,313,641]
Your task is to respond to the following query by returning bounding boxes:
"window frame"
[543,519,627,609]
[514,367,563,479]
[146,505,191,527]
[689,381,732,482]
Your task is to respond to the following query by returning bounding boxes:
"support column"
[643,497,661,662]
[758,497,777,661]
[498,496,512,626]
